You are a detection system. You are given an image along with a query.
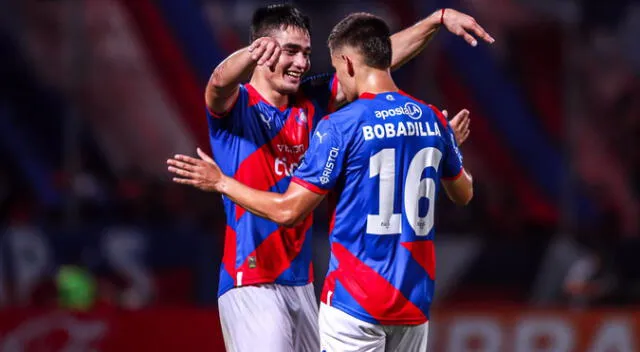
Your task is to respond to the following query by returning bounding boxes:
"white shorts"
[218,283,319,352]
[319,303,429,352]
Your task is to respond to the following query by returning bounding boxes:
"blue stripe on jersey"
[274,226,314,283]
[331,276,380,325]
[218,266,235,296]
[398,246,435,319]
[230,176,296,266]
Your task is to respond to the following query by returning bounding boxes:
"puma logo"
[315,131,328,143]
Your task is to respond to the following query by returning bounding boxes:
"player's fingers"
[251,41,267,61]
[197,147,215,164]
[248,41,257,53]
[172,177,198,186]
[167,158,196,172]
[458,109,470,125]
[450,109,466,126]
[258,41,275,65]
[462,31,478,47]
[266,46,281,71]
[249,37,267,52]
[461,114,471,130]
[173,154,203,166]
[168,166,196,179]
[458,128,470,144]
[471,22,495,44]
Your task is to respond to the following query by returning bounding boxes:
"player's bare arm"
[167,149,324,227]
[206,37,281,114]
[442,169,473,205]
[330,9,494,107]
[389,8,494,70]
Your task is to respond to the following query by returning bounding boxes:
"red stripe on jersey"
[232,100,315,221]
[321,270,337,304]
[359,92,376,100]
[427,104,450,132]
[236,214,313,284]
[401,240,436,280]
[331,242,427,325]
[246,84,288,111]
[308,262,314,284]
[222,226,237,283]
[292,177,329,195]
[398,90,428,105]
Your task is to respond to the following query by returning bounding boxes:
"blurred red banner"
[0,306,638,351]
[0,308,226,351]
[429,306,639,351]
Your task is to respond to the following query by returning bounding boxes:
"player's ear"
[345,56,355,77]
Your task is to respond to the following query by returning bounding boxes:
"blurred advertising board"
[429,306,637,351]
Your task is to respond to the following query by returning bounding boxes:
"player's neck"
[357,70,398,96]
[249,76,289,108]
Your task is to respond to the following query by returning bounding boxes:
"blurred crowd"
[0,0,638,312]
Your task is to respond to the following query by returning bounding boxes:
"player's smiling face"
[264,26,311,95]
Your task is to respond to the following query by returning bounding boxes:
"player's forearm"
[390,10,442,71]
[216,175,300,227]
[205,48,256,111]
[444,169,473,206]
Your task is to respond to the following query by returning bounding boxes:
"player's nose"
[292,53,309,70]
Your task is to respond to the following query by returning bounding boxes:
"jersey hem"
[218,277,311,298]
[206,89,241,118]
[442,167,464,181]
[326,301,429,326]
[292,177,329,195]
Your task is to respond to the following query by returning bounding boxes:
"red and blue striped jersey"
[292,91,464,325]
[207,74,339,297]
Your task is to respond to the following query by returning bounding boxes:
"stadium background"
[0,0,638,350]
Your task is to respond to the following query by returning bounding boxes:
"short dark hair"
[327,13,391,69]
[250,4,311,42]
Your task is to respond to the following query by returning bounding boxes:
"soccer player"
[190,4,487,351]
[169,11,474,351]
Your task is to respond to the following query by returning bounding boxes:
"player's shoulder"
[402,93,450,133]
[324,101,368,125]
[314,105,361,141]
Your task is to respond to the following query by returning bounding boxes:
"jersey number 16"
[367,147,442,236]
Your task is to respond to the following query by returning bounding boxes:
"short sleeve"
[206,84,249,129]
[292,117,346,194]
[429,106,464,180]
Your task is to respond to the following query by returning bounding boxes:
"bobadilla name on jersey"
[362,120,441,141]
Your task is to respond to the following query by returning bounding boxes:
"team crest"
[296,109,308,125]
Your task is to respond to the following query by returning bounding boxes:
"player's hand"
[445,109,470,145]
[167,148,224,192]
[439,9,495,47]
[248,37,281,70]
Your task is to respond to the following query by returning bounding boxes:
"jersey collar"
[246,83,289,111]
